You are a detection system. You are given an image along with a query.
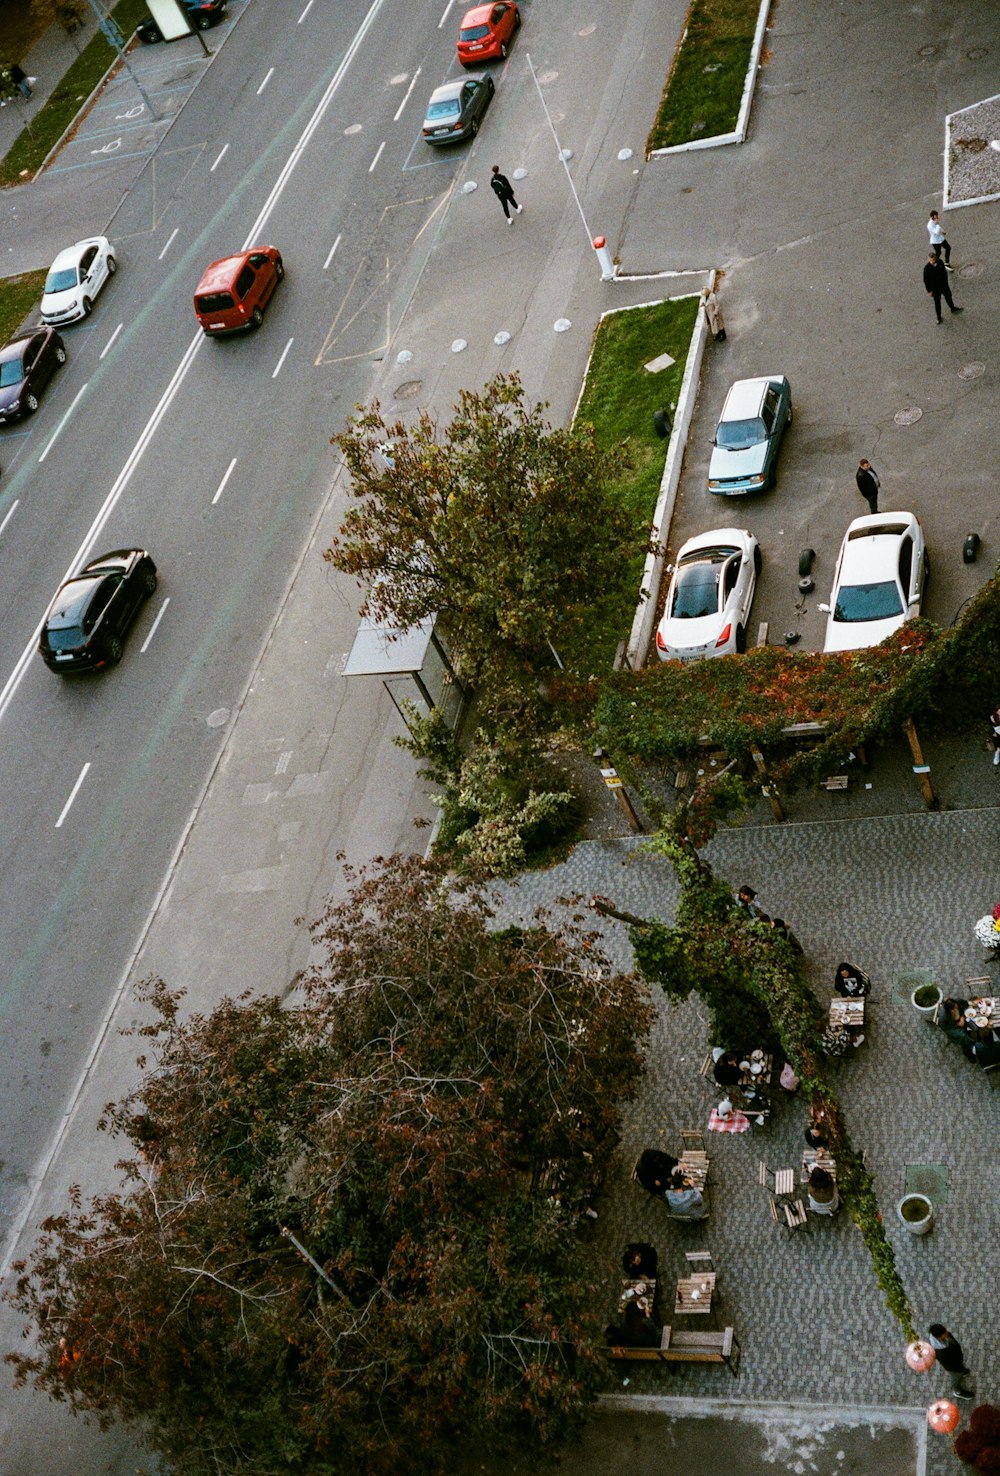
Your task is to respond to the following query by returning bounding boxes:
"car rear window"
[427,99,460,118]
[716,416,766,450]
[834,581,904,624]
[45,268,78,293]
[196,292,235,313]
[460,23,490,37]
[671,563,723,619]
[45,626,85,652]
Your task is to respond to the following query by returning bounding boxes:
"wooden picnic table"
[674,1271,716,1317]
[829,997,865,1028]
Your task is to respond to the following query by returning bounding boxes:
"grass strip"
[647,0,762,154]
[0,0,149,187]
[569,294,699,671]
[0,270,47,341]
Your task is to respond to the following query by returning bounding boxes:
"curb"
[648,0,772,159]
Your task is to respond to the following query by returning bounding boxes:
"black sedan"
[422,74,495,144]
[138,0,226,41]
[0,328,66,423]
[40,549,158,673]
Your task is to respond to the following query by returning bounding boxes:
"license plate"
[55,653,73,662]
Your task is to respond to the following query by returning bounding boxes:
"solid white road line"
[210,142,229,171]
[298,0,315,19]
[257,67,275,96]
[99,323,123,360]
[272,338,294,379]
[212,456,238,505]
[55,762,90,829]
[393,69,420,122]
[0,499,19,538]
[158,226,179,261]
[438,0,456,27]
[323,234,342,269]
[368,140,386,172]
[38,383,88,464]
[140,596,170,653]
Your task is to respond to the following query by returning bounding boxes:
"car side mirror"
[817,602,830,613]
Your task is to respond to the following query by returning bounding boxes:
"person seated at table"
[820,1022,851,1057]
[804,1102,829,1149]
[665,1170,707,1220]
[971,1026,1000,1069]
[938,998,975,1058]
[622,1242,658,1279]
[613,1300,663,1348]
[635,1148,679,1198]
[834,961,870,998]
[806,1165,839,1216]
[713,1050,742,1087]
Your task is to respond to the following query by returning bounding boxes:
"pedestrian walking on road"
[9,64,32,99]
[490,165,521,224]
[928,1324,975,1399]
[856,458,880,514]
[923,253,962,323]
[927,210,953,269]
[701,286,726,341]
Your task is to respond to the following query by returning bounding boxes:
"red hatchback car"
[456,2,520,66]
[193,246,284,334]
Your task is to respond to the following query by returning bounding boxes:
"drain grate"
[892,967,936,1004]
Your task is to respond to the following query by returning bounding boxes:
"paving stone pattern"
[500,808,1000,1475]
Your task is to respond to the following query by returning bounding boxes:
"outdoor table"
[707,1107,750,1133]
[737,1051,773,1089]
[967,996,1000,1029]
[801,1148,837,1183]
[674,1271,716,1316]
[829,998,865,1028]
[619,1277,657,1314]
[677,1154,709,1191]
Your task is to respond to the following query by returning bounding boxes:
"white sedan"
[655,528,761,661]
[820,512,928,653]
[40,237,117,326]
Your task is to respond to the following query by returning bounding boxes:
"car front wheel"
[470,118,479,136]
[250,307,264,329]
[753,545,762,578]
[107,255,117,275]
[500,41,508,57]
[82,297,92,317]
[105,635,123,666]
[143,569,158,597]
[24,393,38,414]
[54,345,67,364]
[275,258,284,281]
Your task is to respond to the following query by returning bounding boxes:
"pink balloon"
[927,1399,959,1434]
[905,1340,936,1372]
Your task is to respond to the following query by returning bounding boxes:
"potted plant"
[973,911,1000,957]
[911,983,943,1020]
[896,1192,934,1235]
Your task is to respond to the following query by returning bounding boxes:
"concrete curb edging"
[648,0,772,158]
[943,89,1000,209]
[623,281,711,670]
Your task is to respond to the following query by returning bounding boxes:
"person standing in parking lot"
[856,459,880,514]
[927,210,953,269]
[702,286,726,341]
[923,253,962,323]
[490,165,521,224]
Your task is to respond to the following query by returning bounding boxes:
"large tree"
[326,373,635,690]
[6,856,653,1476]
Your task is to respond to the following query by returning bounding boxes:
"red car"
[193,247,284,335]
[456,2,520,66]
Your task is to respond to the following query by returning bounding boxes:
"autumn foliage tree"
[5,856,653,1476]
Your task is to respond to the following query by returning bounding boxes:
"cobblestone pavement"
[499,806,1000,1476]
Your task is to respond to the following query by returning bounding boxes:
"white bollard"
[593,235,616,281]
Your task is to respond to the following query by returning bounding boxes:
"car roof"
[196,254,251,293]
[48,238,103,271]
[719,376,786,420]
[47,574,104,629]
[429,80,467,103]
[0,337,30,363]
[838,516,915,581]
[461,4,495,19]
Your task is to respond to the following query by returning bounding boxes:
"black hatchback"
[40,549,158,673]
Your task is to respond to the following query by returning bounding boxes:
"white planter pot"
[897,1193,934,1235]
[911,986,942,1020]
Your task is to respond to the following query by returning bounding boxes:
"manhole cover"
[917,43,938,57]
[894,406,923,426]
[394,379,422,399]
[958,361,986,380]
[537,70,558,84]
[959,260,984,277]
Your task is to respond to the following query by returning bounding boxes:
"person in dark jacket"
[937,998,973,1055]
[923,253,961,323]
[928,1324,975,1398]
[834,962,870,998]
[490,165,521,223]
[713,1051,742,1087]
[622,1243,658,1279]
[855,459,880,514]
[635,1148,679,1198]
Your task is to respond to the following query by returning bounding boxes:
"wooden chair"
[699,1050,714,1080]
[769,1194,808,1231]
[759,1161,795,1196]
[684,1249,715,1274]
[681,1129,707,1155]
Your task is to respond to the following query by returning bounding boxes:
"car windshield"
[670,556,729,618]
[0,358,25,387]
[460,23,490,37]
[716,416,766,450]
[196,292,235,313]
[833,580,903,623]
[45,268,78,293]
[427,98,460,119]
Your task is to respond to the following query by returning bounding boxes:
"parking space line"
[368,140,386,173]
[99,324,123,360]
[56,763,90,829]
[210,142,229,171]
[212,457,238,505]
[272,339,294,379]
[158,227,179,260]
[38,383,89,464]
[394,70,421,123]
[0,501,19,539]
[323,234,342,269]
[257,67,275,96]
[141,597,170,653]
[298,0,315,18]
[438,0,456,27]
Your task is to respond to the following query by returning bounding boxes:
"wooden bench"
[822,775,849,791]
[606,1325,740,1376]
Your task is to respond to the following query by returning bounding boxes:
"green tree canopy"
[6,856,654,1476]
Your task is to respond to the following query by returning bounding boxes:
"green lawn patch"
[0,0,149,186]
[0,270,47,341]
[647,0,762,154]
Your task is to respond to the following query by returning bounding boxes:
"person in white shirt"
[927,210,953,269]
